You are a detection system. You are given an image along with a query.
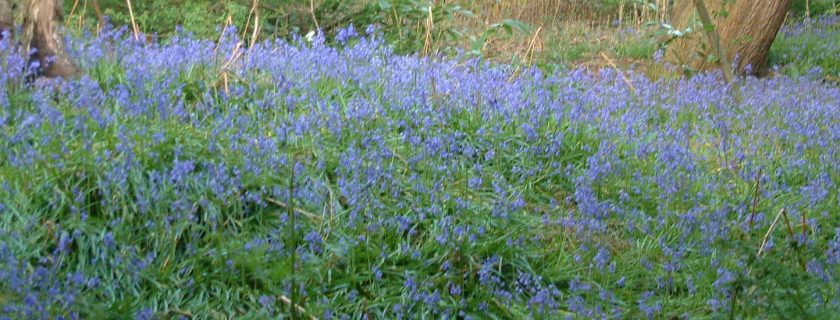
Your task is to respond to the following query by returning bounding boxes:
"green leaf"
[501,19,531,33]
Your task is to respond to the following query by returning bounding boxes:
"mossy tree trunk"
[0,0,80,78]
[23,0,80,78]
[668,0,793,76]
[0,0,12,39]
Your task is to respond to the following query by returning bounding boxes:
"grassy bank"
[1,24,839,318]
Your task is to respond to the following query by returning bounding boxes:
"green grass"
[769,16,840,78]
[2,11,840,320]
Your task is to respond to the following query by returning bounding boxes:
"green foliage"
[76,0,249,38]
[769,16,840,78]
[712,210,839,319]
[2,12,840,318]
[336,0,474,54]
[66,0,532,56]
[614,37,657,59]
[790,0,839,16]
[468,19,531,57]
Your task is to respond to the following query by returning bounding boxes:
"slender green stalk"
[288,156,298,320]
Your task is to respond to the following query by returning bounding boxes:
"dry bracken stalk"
[125,0,139,40]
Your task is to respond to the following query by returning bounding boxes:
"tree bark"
[22,0,81,78]
[667,0,793,76]
[0,0,12,39]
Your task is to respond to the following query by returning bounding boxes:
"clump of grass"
[535,22,659,70]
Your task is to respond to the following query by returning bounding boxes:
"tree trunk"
[22,0,81,78]
[667,0,793,76]
[0,0,12,39]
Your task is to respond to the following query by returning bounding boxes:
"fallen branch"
[266,197,323,223]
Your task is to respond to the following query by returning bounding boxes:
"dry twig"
[600,52,637,94]
[249,0,261,50]
[748,169,762,230]
[757,208,785,257]
[278,295,318,320]
[125,0,140,41]
[266,197,323,223]
[309,0,320,31]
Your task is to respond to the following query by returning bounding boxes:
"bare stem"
[266,197,322,223]
[125,0,140,41]
[288,157,299,320]
[780,209,807,271]
[91,0,105,31]
[278,295,318,320]
[748,169,762,231]
[692,0,734,83]
[310,0,320,31]
[600,52,637,94]
[757,208,785,257]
